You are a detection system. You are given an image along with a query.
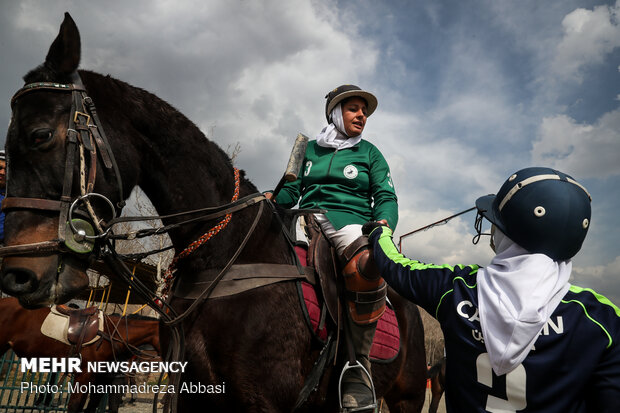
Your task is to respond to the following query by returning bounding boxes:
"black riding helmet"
[324,85,378,122]
[475,167,592,261]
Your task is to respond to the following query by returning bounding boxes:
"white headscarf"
[477,229,572,376]
[315,104,362,150]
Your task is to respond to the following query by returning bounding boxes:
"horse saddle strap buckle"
[338,360,378,413]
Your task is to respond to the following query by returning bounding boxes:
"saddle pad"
[299,281,400,362]
[41,306,103,346]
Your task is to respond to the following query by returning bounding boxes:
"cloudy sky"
[1,0,619,303]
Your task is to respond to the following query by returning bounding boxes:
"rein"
[98,188,267,413]
[98,314,160,362]
[161,167,240,297]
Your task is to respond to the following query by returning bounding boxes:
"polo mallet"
[271,133,309,199]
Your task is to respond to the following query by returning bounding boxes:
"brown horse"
[427,358,446,413]
[0,297,160,412]
[0,13,427,412]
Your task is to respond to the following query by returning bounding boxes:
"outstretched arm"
[364,224,479,318]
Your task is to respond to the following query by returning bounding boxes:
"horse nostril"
[1,268,39,295]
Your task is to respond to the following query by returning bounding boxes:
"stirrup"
[338,360,378,413]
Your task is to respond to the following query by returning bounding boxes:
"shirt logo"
[343,165,358,179]
[304,161,313,177]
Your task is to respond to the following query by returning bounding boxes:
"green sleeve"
[369,145,398,230]
[275,179,302,208]
[274,161,303,208]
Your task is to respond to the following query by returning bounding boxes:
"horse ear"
[45,12,81,76]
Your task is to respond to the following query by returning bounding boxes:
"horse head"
[0,13,124,308]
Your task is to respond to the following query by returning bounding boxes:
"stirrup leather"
[338,360,378,413]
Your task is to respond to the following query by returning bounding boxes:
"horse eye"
[30,128,54,147]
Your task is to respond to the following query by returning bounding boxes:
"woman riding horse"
[271,85,397,411]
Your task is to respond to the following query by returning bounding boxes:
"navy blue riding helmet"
[475,167,592,261]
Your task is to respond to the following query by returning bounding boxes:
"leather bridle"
[0,72,124,258]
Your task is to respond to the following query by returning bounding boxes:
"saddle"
[41,305,103,347]
[305,214,341,325]
[298,214,400,362]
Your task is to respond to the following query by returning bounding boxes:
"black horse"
[0,13,427,412]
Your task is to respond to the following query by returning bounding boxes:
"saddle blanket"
[299,281,400,362]
[40,305,103,346]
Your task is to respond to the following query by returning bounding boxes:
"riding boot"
[339,237,387,412]
[341,318,378,411]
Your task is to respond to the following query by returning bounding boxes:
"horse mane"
[22,63,256,204]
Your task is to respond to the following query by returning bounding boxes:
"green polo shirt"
[276,139,398,230]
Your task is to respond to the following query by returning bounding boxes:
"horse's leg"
[427,358,446,413]
[84,373,119,413]
[106,375,126,413]
[66,393,86,413]
[34,372,56,406]
[84,393,104,413]
[0,343,10,357]
[34,372,51,406]
[67,372,94,413]
[129,375,137,403]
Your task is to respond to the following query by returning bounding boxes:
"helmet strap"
[472,211,492,245]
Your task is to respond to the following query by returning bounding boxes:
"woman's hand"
[362,219,389,236]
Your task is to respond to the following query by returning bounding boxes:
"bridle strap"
[71,72,124,205]
[107,193,265,230]
[1,197,63,212]
[10,82,85,107]
[58,122,80,243]
[0,240,64,257]
[1,73,123,257]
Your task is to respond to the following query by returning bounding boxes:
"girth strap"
[172,263,316,299]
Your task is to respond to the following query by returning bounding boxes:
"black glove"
[362,221,386,236]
